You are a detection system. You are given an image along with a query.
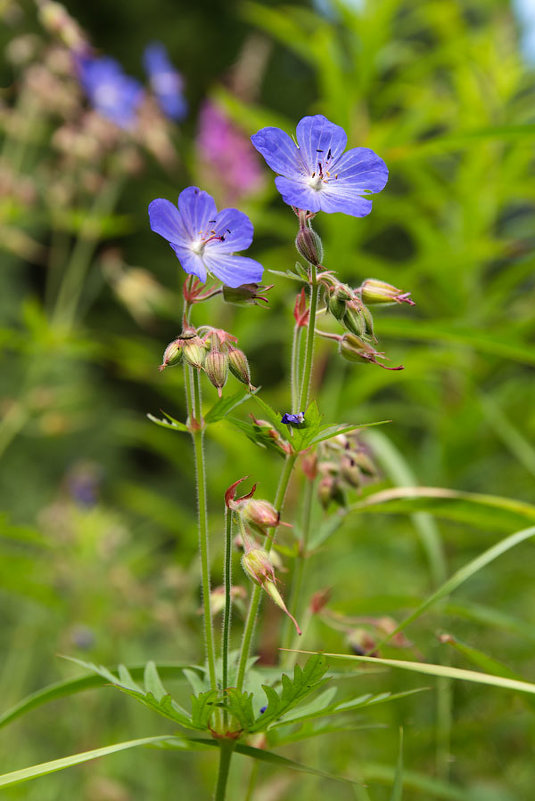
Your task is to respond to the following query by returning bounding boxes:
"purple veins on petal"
[251,113,388,217]
[148,186,263,288]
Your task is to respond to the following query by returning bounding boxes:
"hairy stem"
[282,476,315,663]
[214,741,235,801]
[297,263,319,412]
[222,509,233,691]
[190,368,217,691]
[290,323,303,413]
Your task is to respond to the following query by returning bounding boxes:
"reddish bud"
[293,288,309,328]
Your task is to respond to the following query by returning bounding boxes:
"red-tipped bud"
[239,499,285,534]
[359,278,415,306]
[295,226,323,266]
[242,549,301,635]
[347,628,378,657]
[339,333,404,371]
[182,336,207,369]
[222,283,273,306]
[159,339,183,371]
[228,347,255,391]
[204,350,229,396]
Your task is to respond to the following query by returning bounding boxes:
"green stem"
[214,741,235,801]
[282,476,315,661]
[297,263,319,412]
[190,368,217,691]
[222,509,233,691]
[52,179,122,330]
[290,323,303,413]
[236,452,297,691]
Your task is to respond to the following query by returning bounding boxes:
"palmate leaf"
[190,689,220,729]
[249,655,329,732]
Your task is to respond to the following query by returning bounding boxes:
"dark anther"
[316,148,324,152]
[327,148,332,159]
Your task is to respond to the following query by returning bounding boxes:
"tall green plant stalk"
[214,741,236,801]
[52,178,122,330]
[298,263,319,412]
[222,508,233,692]
[189,367,217,691]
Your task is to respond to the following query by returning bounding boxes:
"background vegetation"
[1,0,534,798]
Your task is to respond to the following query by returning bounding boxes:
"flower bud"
[241,548,276,586]
[343,306,367,337]
[182,337,206,369]
[242,548,301,635]
[159,338,183,371]
[318,475,345,510]
[204,350,229,396]
[295,226,323,266]
[222,283,273,306]
[339,333,404,371]
[340,455,362,489]
[347,629,378,657]
[228,347,254,391]
[327,284,353,320]
[239,499,281,533]
[360,278,415,306]
[351,450,377,477]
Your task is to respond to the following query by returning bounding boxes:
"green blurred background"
[1,0,534,798]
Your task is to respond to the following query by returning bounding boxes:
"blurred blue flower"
[77,54,144,129]
[513,0,535,64]
[148,187,263,288]
[251,114,388,216]
[281,412,305,426]
[144,42,187,121]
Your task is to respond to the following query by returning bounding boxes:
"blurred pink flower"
[197,101,264,204]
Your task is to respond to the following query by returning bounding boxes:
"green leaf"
[190,689,220,729]
[346,486,535,533]
[0,661,192,730]
[361,763,474,801]
[0,736,179,789]
[253,395,287,436]
[296,651,535,696]
[268,268,307,283]
[372,525,535,651]
[378,318,535,366]
[306,419,390,448]
[225,688,255,730]
[144,661,168,703]
[250,655,329,732]
[205,389,256,423]
[147,411,189,433]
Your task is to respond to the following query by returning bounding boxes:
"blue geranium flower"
[251,114,388,216]
[143,42,187,121]
[281,412,305,426]
[148,187,264,288]
[77,54,144,129]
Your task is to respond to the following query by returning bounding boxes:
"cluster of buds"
[225,478,300,633]
[315,433,378,509]
[159,326,255,397]
[249,414,293,456]
[318,273,413,371]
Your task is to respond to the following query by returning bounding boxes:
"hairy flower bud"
[360,278,415,306]
[204,350,229,396]
[228,347,254,391]
[222,283,273,306]
[339,333,403,371]
[343,306,367,337]
[340,454,362,489]
[295,226,323,266]
[239,499,281,533]
[327,283,353,320]
[182,337,206,369]
[159,338,183,371]
[242,548,301,634]
[318,475,345,510]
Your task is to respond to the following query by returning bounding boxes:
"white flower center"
[190,238,205,255]
[308,174,323,192]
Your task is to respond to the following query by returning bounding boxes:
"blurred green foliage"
[1,0,535,798]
